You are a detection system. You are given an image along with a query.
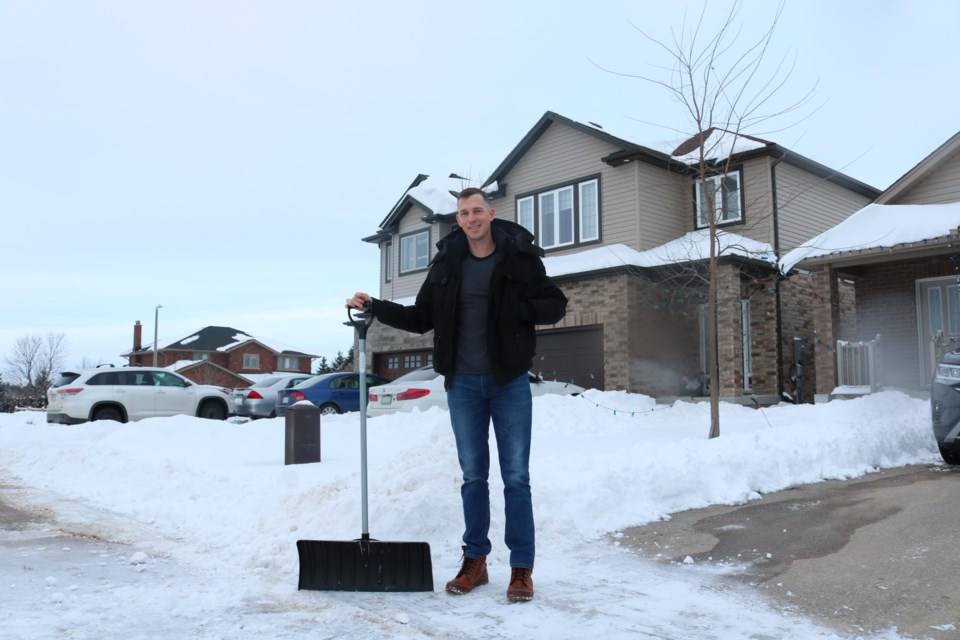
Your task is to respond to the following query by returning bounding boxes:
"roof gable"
[482,111,878,198]
[876,130,960,204]
[483,111,674,187]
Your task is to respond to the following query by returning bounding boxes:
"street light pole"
[153,304,163,367]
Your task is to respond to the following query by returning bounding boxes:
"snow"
[544,231,777,280]
[0,389,943,639]
[405,175,479,216]
[560,113,770,163]
[779,202,960,274]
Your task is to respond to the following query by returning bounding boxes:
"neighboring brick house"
[360,112,879,402]
[781,130,960,394]
[122,323,316,388]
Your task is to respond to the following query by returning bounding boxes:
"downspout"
[770,155,784,400]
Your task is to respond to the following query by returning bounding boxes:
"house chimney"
[134,320,142,351]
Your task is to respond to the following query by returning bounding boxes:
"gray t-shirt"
[454,252,497,374]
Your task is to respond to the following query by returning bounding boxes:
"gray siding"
[380,205,434,301]
[891,148,960,204]
[775,162,873,252]
[492,123,687,255]
[730,156,775,246]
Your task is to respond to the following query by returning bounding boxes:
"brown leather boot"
[445,553,489,595]
[506,567,534,602]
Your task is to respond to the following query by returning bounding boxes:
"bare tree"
[598,1,813,437]
[4,332,69,395]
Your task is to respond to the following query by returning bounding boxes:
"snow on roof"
[779,202,960,274]
[544,231,777,279]
[166,359,202,372]
[180,334,200,345]
[216,332,256,352]
[405,175,482,216]
[665,128,771,164]
[559,113,770,164]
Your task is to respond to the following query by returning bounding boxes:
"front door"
[917,277,960,384]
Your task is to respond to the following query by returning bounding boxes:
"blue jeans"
[447,372,534,568]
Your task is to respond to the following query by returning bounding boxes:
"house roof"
[543,231,778,280]
[167,359,254,386]
[778,202,960,273]
[875,130,960,204]
[779,129,960,273]
[482,111,879,199]
[123,326,316,358]
[362,174,482,243]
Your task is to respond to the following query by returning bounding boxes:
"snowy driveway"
[621,463,960,638]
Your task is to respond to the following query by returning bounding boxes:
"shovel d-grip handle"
[347,302,374,339]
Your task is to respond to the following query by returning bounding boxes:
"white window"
[579,179,599,242]
[929,287,944,334]
[242,354,260,369]
[695,171,743,228]
[384,242,393,282]
[539,186,575,249]
[278,356,299,370]
[518,177,600,250]
[400,230,429,273]
[517,196,534,234]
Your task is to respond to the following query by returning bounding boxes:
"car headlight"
[935,363,960,383]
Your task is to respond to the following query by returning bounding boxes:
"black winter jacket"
[371,218,568,387]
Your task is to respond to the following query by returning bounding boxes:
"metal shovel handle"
[347,302,374,538]
[347,303,375,339]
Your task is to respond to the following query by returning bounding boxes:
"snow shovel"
[297,304,434,592]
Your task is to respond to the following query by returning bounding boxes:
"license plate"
[281,397,290,404]
[381,395,393,405]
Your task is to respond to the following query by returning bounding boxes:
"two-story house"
[122,322,316,388]
[360,112,878,401]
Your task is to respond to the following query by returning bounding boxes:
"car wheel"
[93,406,124,423]
[198,401,227,421]
[319,403,341,416]
[938,443,960,465]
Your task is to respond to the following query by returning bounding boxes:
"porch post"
[811,266,840,396]
[716,263,743,397]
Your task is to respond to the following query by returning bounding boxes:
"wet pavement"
[619,464,960,638]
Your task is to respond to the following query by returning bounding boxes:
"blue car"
[276,372,390,417]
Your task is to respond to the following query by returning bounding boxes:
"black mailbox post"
[285,403,320,464]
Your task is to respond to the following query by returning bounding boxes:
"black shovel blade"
[297,539,433,592]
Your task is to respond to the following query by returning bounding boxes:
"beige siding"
[635,162,688,249]
[676,156,774,246]
[715,156,776,246]
[890,148,960,204]
[775,162,873,252]
[491,123,688,255]
[380,205,435,301]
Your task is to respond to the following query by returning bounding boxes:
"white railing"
[836,334,881,393]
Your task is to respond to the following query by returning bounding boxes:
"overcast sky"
[2,0,959,374]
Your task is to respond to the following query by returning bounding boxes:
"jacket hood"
[434,218,543,264]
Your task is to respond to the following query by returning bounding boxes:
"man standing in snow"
[346,187,567,602]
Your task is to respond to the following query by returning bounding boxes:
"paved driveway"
[619,464,960,639]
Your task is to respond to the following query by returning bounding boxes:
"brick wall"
[178,362,245,388]
[780,271,823,400]
[226,343,277,375]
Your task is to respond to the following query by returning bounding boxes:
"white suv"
[46,367,235,424]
